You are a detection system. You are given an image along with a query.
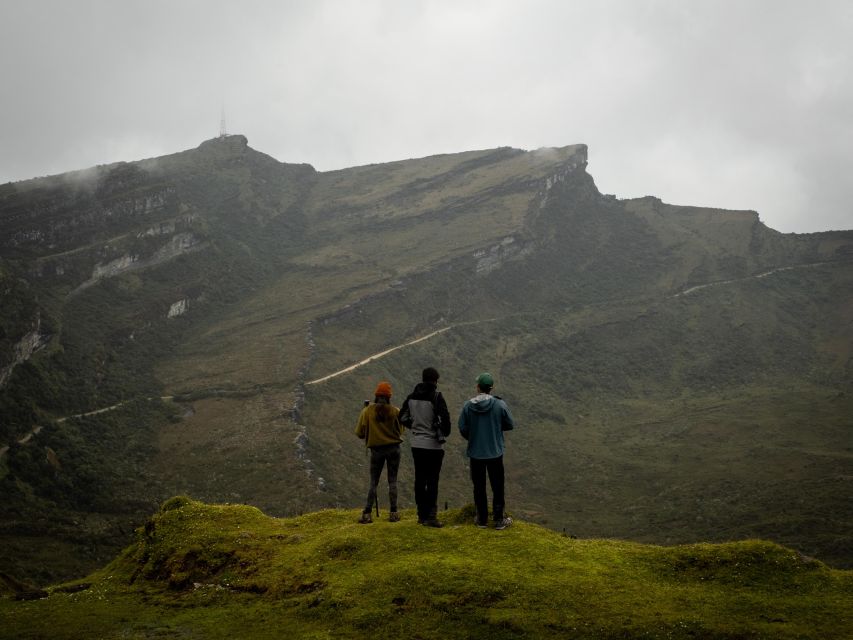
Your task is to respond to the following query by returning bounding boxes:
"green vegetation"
[0,400,178,584]
[2,498,850,639]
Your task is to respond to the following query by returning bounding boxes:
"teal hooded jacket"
[458,393,515,459]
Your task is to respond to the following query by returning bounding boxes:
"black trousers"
[364,444,401,513]
[411,447,445,520]
[470,455,505,523]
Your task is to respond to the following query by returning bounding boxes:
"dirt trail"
[670,263,823,298]
[0,426,43,459]
[304,317,506,385]
[305,327,454,385]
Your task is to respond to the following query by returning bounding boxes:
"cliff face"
[0,136,318,403]
[0,140,595,387]
[0,316,45,390]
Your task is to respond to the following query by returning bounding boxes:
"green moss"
[1,499,850,639]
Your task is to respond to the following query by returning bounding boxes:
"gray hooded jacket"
[399,382,451,450]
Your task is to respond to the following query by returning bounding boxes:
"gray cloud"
[1,0,851,232]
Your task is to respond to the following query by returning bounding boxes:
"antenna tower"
[219,105,227,138]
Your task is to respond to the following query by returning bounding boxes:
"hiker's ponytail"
[374,396,389,421]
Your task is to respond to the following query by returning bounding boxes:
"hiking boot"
[421,518,443,528]
[358,512,373,524]
[495,517,513,530]
[389,511,401,523]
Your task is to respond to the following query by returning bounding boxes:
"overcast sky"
[1,0,851,233]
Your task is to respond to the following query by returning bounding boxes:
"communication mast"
[219,105,227,138]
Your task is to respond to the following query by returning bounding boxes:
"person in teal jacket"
[458,372,515,529]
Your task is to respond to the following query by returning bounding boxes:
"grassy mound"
[1,498,851,639]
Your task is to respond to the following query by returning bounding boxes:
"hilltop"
[1,498,850,639]
[1,135,851,585]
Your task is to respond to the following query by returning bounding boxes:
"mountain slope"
[1,498,850,640]
[1,136,851,586]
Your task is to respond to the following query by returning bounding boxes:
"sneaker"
[474,519,488,529]
[389,511,401,523]
[421,518,443,528]
[358,512,373,524]
[495,517,513,530]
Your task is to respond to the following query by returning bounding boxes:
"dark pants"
[364,444,401,513]
[470,456,505,523]
[411,447,445,521]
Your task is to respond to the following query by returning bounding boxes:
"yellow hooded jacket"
[355,402,403,448]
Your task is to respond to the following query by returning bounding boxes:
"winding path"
[305,327,454,385]
[670,263,821,298]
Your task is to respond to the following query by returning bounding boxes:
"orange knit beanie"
[374,381,392,398]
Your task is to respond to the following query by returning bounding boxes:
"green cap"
[476,372,494,388]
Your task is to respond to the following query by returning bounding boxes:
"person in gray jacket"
[399,367,452,527]
[458,372,515,529]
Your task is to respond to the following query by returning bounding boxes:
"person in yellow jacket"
[355,381,404,523]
